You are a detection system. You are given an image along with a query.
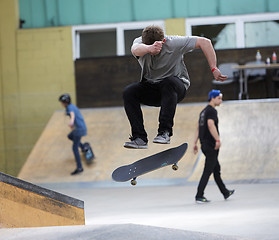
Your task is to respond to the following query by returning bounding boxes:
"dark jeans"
[68,131,85,169]
[123,76,186,142]
[196,143,228,198]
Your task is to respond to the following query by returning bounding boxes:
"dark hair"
[142,25,164,45]
[59,94,71,104]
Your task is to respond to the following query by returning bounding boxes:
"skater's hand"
[214,140,221,150]
[68,121,74,129]
[193,144,199,154]
[212,68,228,82]
[148,39,165,56]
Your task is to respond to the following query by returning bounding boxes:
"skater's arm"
[207,119,221,150]
[195,37,227,82]
[69,112,75,129]
[193,124,199,154]
[131,40,165,57]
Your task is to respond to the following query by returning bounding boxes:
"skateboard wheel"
[172,164,178,171]
[131,179,137,185]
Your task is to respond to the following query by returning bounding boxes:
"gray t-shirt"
[132,35,197,89]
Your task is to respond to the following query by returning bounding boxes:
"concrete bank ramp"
[18,104,202,184]
[18,99,279,184]
[189,99,279,182]
[0,172,85,228]
[0,224,249,240]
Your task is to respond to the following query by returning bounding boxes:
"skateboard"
[82,142,95,164]
[112,142,188,185]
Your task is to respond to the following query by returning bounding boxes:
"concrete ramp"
[0,224,247,240]
[18,104,203,184]
[189,99,279,182]
[0,172,85,228]
[18,99,279,184]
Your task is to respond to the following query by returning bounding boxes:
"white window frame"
[185,12,279,48]
[72,20,165,60]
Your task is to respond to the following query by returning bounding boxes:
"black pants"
[123,76,186,142]
[196,143,228,198]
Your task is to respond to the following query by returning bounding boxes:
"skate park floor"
[1,180,279,240]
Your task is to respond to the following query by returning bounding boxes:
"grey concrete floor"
[1,181,278,240]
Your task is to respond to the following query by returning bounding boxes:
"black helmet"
[59,94,71,104]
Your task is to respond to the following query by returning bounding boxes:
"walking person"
[59,94,88,175]
[123,25,227,149]
[193,90,234,203]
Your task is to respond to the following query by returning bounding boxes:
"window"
[244,20,279,48]
[186,12,279,49]
[80,30,116,58]
[124,29,143,55]
[192,23,236,49]
[72,13,279,59]
[72,21,164,60]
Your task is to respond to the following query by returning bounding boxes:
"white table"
[232,63,279,99]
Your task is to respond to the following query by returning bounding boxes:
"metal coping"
[0,172,84,209]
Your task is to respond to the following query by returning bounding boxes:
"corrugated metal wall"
[19,0,279,28]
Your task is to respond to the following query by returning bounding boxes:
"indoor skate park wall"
[0,24,75,176]
[0,1,76,177]
[18,99,279,185]
[1,0,279,180]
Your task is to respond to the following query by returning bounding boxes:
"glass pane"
[124,29,143,55]
[80,30,116,58]
[192,23,236,49]
[245,20,279,48]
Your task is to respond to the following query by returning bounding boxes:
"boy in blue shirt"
[59,94,88,175]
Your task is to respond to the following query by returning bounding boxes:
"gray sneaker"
[124,137,148,149]
[153,131,170,144]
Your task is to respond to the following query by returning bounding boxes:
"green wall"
[19,0,279,28]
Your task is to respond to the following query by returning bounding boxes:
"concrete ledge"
[0,172,83,208]
[0,172,85,228]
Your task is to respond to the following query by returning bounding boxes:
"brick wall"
[0,14,75,175]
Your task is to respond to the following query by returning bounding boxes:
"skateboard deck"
[83,142,95,164]
[112,142,188,185]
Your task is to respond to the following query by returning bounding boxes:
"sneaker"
[224,189,235,200]
[195,196,211,203]
[124,137,148,149]
[71,168,83,175]
[153,131,170,144]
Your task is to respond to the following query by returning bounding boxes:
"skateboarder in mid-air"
[59,94,94,175]
[193,90,234,203]
[123,25,227,149]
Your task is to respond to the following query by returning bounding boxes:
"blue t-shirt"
[66,104,87,136]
